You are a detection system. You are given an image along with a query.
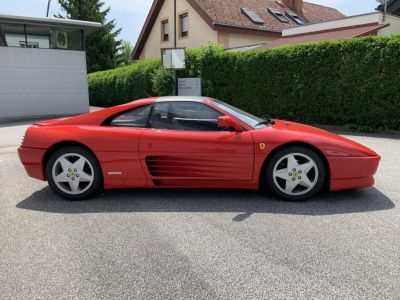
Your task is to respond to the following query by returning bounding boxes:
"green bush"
[185,38,400,130]
[88,59,173,107]
[88,36,400,130]
[152,68,175,96]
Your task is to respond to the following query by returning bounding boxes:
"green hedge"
[88,36,400,130]
[88,58,174,107]
[185,38,400,131]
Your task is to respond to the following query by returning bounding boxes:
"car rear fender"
[41,140,101,181]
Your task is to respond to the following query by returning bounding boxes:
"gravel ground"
[0,121,399,299]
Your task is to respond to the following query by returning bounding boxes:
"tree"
[117,40,133,67]
[56,0,122,73]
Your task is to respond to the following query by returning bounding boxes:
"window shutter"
[181,15,188,32]
[163,21,169,35]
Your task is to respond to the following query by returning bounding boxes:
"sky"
[1,0,380,45]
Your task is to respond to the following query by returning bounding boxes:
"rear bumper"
[18,147,46,181]
[327,155,380,191]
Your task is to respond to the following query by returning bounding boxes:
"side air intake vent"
[145,156,234,178]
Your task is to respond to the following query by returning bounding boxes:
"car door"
[139,101,255,182]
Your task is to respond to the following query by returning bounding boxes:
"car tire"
[264,146,326,201]
[46,146,103,201]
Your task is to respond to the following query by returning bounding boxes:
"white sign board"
[178,78,202,96]
[161,48,185,69]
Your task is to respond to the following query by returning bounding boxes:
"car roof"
[156,96,210,103]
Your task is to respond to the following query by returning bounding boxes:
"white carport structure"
[0,14,101,122]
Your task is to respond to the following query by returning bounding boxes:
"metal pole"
[24,24,28,47]
[383,0,388,22]
[174,0,178,95]
[46,0,51,17]
[174,0,177,48]
[175,70,178,96]
[80,29,85,51]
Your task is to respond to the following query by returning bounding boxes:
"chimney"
[282,0,303,15]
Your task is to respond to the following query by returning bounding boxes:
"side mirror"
[218,116,243,132]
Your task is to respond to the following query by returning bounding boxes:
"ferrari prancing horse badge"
[259,143,266,150]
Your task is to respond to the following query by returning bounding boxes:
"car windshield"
[212,99,270,129]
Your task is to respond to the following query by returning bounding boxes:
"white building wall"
[0,47,89,121]
[227,32,276,48]
[141,0,218,59]
[283,12,392,36]
[378,14,400,35]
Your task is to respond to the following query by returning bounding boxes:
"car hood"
[254,120,379,157]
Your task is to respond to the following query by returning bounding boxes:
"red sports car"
[18,96,380,201]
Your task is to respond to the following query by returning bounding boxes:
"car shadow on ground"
[16,187,395,221]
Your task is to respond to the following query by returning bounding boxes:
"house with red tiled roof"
[132,0,344,60]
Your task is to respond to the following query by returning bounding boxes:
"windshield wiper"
[255,119,274,127]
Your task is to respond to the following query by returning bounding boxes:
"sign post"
[161,48,186,95]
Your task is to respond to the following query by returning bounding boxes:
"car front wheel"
[46,146,102,200]
[265,146,326,201]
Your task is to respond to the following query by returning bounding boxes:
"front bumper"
[327,155,380,191]
[18,147,46,181]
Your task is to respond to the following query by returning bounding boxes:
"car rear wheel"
[46,146,102,200]
[264,146,325,201]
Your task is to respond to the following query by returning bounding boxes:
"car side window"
[149,102,223,131]
[110,105,151,128]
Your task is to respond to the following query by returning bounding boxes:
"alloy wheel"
[52,153,95,195]
[272,153,319,196]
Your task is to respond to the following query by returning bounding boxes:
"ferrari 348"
[18,96,380,201]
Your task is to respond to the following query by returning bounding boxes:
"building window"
[286,11,306,25]
[180,13,189,38]
[161,19,169,42]
[49,27,83,50]
[241,8,264,24]
[0,23,26,47]
[26,25,50,49]
[268,8,289,23]
[0,22,83,51]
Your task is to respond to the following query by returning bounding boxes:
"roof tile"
[192,0,344,32]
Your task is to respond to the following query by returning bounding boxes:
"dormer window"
[268,8,289,23]
[286,11,306,25]
[241,8,264,24]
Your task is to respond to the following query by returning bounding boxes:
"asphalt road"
[1,121,399,299]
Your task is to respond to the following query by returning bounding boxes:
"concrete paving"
[0,120,399,299]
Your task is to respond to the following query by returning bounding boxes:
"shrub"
[88,59,173,107]
[152,68,175,96]
[88,36,400,130]
[185,37,400,130]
